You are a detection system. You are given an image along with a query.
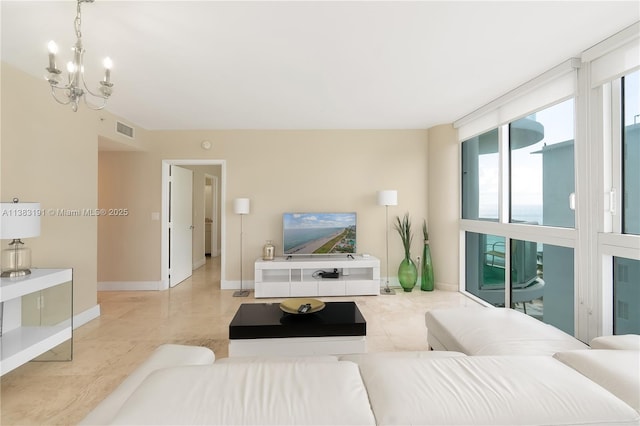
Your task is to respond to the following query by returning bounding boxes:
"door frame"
[205,173,219,257]
[161,159,226,290]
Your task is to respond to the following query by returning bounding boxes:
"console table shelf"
[254,255,380,298]
[1,268,73,376]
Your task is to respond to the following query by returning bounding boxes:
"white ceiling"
[2,1,639,130]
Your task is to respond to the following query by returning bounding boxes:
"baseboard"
[74,304,100,329]
[435,281,458,292]
[98,281,164,291]
[193,257,207,269]
[221,280,255,290]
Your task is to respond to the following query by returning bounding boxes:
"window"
[511,240,574,334]
[460,99,576,331]
[462,129,499,221]
[613,257,640,334]
[510,100,575,228]
[464,232,575,334]
[465,232,505,304]
[457,26,639,342]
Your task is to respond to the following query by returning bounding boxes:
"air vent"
[116,121,135,139]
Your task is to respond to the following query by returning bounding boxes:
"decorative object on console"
[279,298,325,314]
[262,240,275,261]
[394,212,417,292]
[0,198,41,278]
[233,198,250,297]
[421,219,434,291]
[45,0,114,111]
[377,190,397,295]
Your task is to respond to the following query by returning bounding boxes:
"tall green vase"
[398,257,417,292]
[421,241,434,291]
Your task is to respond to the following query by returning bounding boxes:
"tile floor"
[0,256,478,425]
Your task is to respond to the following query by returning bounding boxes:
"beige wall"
[154,130,429,285]
[96,130,430,286]
[427,124,460,291]
[1,63,99,315]
[98,151,161,282]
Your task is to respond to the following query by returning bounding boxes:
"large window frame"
[593,70,640,335]
[455,22,640,342]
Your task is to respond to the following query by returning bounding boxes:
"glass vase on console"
[263,240,275,261]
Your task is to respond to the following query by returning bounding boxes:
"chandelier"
[45,0,113,112]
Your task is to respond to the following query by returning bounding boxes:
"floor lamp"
[377,190,397,295]
[233,198,250,297]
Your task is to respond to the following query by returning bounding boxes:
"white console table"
[0,268,73,376]
[254,255,380,298]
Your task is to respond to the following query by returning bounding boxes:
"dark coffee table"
[228,301,366,357]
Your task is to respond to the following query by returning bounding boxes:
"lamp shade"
[233,198,250,215]
[0,202,41,239]
[377,190,398,206]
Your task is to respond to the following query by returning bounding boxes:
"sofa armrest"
[79,344,214,425]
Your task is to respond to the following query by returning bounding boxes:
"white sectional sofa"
[82,337,640,425]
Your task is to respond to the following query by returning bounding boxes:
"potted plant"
[421,219,434,291]
[394,213,417,291]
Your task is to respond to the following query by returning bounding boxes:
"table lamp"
[1,198,41,278]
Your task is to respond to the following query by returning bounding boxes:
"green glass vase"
[398,257,417,292]
[421,241,434,291]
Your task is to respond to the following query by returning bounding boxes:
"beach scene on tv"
[283,213,356,255]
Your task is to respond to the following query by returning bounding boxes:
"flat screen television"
[283,212,356,256]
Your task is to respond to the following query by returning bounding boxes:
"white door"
[169,165,193,287]
[211,175,219,256]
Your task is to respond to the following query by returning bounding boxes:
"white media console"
[254,255,380,298]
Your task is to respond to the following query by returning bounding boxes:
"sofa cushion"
[425,307,589,355]
[216,355,339,363]
[590,334,640,350]
[109,362,376,425]
[339,350,466,363]
[554,349,640,412]
[79,344,215,425]
[357,356,640,425]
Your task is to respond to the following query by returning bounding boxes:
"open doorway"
[205,174,220,258]
[161,160,226,289]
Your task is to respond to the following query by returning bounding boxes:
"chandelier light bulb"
[103,57,113,69]
[47,40,59,55]
[66,61,76,73]
[47,40,59,71]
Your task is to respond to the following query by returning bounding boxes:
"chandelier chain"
[74,1,82,40]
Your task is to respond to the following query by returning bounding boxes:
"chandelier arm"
[50,86,73,106]
[81,75,109,100]
[82,94,108,111]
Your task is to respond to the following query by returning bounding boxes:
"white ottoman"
[590,334,640,350]
[425,307,588,355]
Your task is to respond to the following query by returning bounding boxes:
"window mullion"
[499,125,510,224]
[611,78,623,234]
[500,125,511,308]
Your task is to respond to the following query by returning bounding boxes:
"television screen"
[283,212,357,256]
